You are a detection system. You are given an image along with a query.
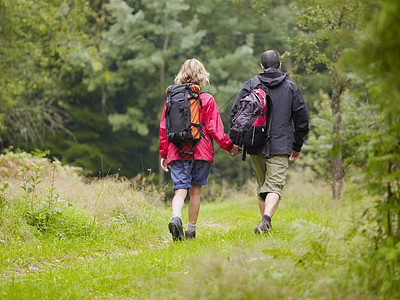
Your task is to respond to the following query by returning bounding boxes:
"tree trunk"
[331,47,344,200]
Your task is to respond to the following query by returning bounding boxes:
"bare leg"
[188,185,201,224]
[169,189,187,241]
[172,189,187,213]
[263,192,280,217]
[254,192,280,234]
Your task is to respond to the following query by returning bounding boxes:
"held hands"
[229,144,243,157]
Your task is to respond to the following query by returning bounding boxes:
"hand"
[229,144,243,157]
[160,158,169,172]
[289,150,300,161]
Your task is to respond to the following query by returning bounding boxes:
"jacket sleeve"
[204,95,233,152]
[159,100,169,159]
[291,85,310,152]
[230,79,252,126]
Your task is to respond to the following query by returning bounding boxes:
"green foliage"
[293,0,361,73]
[299,87,379,181]
[19,164,44,203]
[292,219,332,265]
[109,107,149,136]
[18,162,69,233]
[0,180,11,211]
[0,0,97,148]
[300,91,333,179]
[351,0,400,243]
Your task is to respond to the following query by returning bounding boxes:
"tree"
[354,0,400,242]
[292,0,362,199]
[0,0,97,149]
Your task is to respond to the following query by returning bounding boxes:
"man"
[230,50,309,234]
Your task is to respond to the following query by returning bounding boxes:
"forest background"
[1,0,399,224]
[0,0,343,181]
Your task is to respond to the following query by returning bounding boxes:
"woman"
[159,58,241,241]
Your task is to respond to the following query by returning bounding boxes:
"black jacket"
[230,68,309,156]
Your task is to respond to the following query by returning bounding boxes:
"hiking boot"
[168,217,185,241]
[185,230,196,239]
[254,218,272,234]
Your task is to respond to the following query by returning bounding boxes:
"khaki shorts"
[250,154,289,199]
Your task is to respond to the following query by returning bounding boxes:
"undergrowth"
[0,151,168,278]
[0,151,399,299]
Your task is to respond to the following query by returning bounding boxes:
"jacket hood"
[257,68,287,88]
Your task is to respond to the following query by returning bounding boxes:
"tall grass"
[0,151,399,299]
[0,152,168,279]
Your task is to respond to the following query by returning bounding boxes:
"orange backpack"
[165,83,204,165]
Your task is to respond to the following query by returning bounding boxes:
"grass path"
[0,179,377,299]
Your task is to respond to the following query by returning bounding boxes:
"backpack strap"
[253,89,266,127]
[164,86,172,136]
[186,139,201,176]
[181,88,204,177]
[198,91,204,109]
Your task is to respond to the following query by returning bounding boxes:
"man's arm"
[291,85,310,153]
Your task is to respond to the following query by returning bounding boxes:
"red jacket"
[159,92,233,165]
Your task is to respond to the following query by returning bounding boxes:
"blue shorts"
[169,160,211,190]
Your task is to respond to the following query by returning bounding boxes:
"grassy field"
[0,153,399,299]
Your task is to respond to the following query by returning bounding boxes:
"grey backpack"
[230,77,272,160]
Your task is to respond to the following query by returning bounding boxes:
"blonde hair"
[174,58,210,86]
